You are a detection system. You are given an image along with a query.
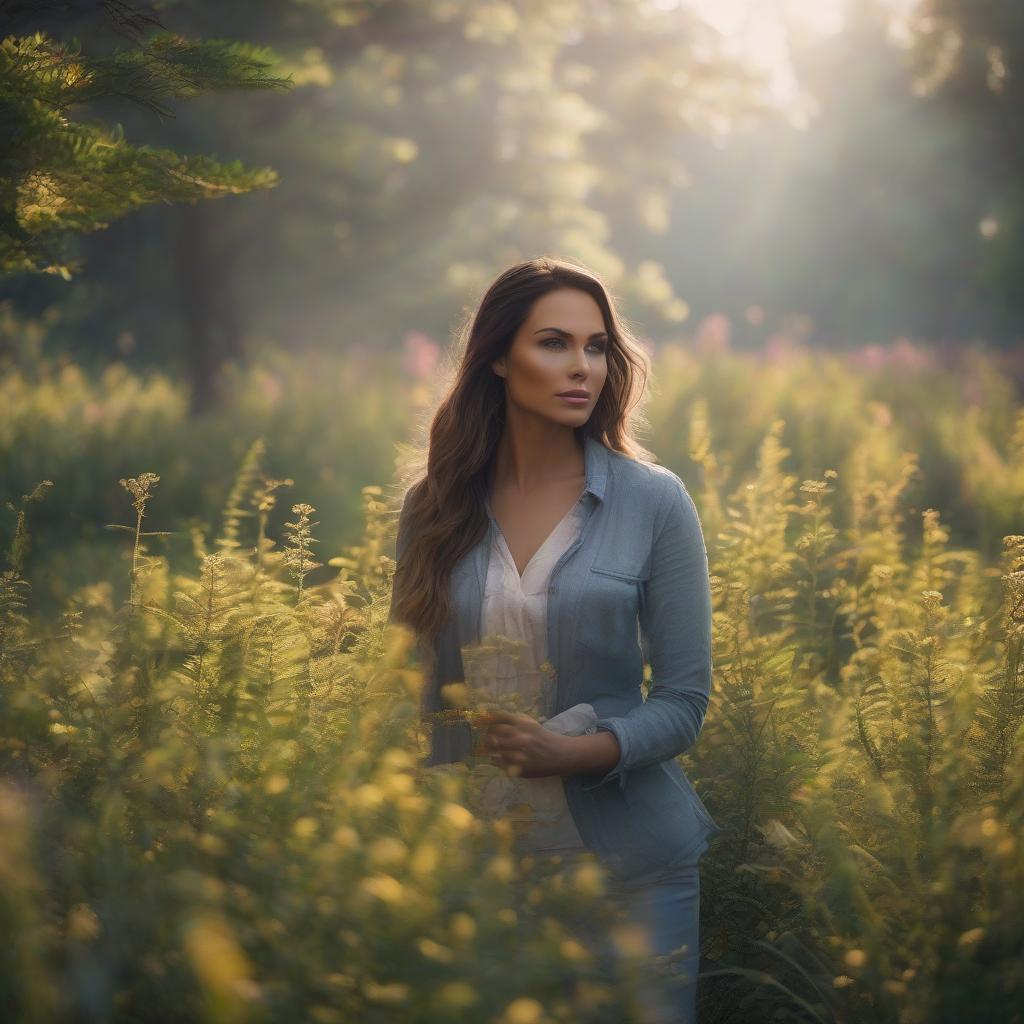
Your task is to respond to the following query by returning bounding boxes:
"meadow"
[1,314,1022,1022]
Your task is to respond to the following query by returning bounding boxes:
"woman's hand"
[480,709,569,779]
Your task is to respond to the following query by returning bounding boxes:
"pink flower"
[402,330,441,381]
[762,332,797,363]
[260,371,283,405]
[694,313,731,357]
[889,337,933,372]
[847,344,888,371]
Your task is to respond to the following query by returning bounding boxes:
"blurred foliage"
[901,0,1024,339]
[0,474,647,1022]
[2,302,1022,618]
[4,0,1024,413]
[3,0,774,406]
[1,347,1022,1020]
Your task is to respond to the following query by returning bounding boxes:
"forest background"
[1,1,1023,1022]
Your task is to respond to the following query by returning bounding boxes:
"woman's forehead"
[522,289,605,331]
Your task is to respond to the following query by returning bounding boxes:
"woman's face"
[492,287,609,426]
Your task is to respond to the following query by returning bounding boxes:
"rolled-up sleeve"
[582,473,713,793]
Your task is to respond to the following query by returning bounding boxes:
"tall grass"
[1,457,641,1023]
[3,302,1022,610]
[1,316,1022,1021]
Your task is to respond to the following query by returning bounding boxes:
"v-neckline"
[487,493,583,584]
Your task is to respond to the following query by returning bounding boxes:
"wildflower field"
[2,323,1022,1023]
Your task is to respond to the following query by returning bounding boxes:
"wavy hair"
[389,255,657,661]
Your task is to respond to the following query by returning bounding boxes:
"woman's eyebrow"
[533,327,609,339]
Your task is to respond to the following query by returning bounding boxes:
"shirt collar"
[581,432,608,503]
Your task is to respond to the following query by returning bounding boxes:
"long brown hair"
[389,255,656,655]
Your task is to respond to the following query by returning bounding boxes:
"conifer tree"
[0,0,292,279]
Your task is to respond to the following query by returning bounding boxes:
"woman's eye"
[542,338,607,353]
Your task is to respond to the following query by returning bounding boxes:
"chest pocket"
[575,562,650,656]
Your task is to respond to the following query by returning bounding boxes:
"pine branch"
[0,30,290,276]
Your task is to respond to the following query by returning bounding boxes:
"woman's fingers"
[483,718,541,772]
[484,724,519,752]
[486,709,527,725]
[486,729,525,765]
[487,722,519,738]
[488,737,519,756]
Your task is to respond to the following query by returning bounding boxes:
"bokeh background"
[2,2,1023,1022]
[4,0,1024,607]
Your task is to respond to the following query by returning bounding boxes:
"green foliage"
[0,0,775,384]
[0,454,647,1023]
[1,330,1023,1020]
[3,304,1023,621]
[0,27,290,277]
[0,480,52,672]
[685,419,1024,1022]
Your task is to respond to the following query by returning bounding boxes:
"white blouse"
[460,493,598,856]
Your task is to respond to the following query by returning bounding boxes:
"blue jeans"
[604,866,702,1024]
[520,853,702,1024]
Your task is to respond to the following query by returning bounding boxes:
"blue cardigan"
[391,432,723,885]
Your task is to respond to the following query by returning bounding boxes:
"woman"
[389,256,722,1023]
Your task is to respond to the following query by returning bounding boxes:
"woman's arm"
[545,702,622,777]
[581,472,713,793]
[483,711,621,779]
[556,729,622,777]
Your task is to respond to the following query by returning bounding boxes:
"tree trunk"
[176,201,244,413]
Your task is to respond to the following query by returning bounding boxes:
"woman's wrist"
[556,730,621,777]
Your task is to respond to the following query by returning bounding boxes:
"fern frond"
[216,438,266,554]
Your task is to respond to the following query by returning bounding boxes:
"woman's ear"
[492,357,506,379]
